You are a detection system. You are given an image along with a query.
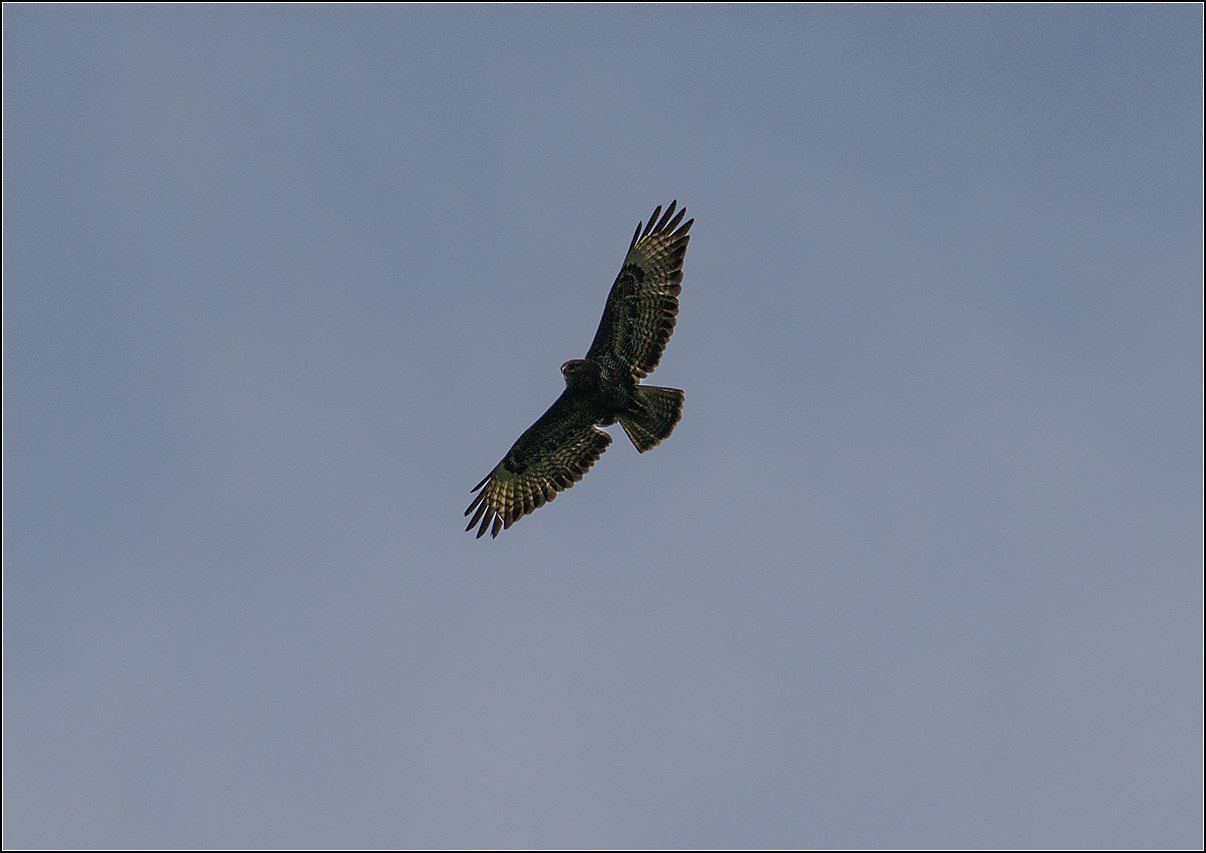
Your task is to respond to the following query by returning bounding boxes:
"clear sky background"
[4,5,1202,848]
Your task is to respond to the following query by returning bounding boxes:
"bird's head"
[560,359,598,390]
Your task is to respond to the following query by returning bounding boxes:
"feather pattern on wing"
[464,392,613,538]
[586,201,693,378]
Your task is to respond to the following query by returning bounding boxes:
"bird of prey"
[465,201,693,538]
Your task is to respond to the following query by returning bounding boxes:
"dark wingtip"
[656,200,678,232]
[640,205,662,243]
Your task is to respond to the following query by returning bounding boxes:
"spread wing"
[585,201,693,378]
[465,393,613,538]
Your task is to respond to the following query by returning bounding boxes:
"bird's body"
[466,202,692,538]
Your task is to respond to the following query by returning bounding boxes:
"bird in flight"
[465,201,693,538]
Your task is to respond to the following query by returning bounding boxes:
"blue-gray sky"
[4,5,1202,848]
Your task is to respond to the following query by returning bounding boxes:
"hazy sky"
[4,5,1201,848]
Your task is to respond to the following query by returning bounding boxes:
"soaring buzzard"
[465,201,693,538]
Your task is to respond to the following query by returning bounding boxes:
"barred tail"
[618,386,684,453]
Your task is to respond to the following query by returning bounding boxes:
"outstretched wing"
[586,201,693,378]
[465,393,613,538]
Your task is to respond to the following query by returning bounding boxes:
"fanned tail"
[617,386,684,453]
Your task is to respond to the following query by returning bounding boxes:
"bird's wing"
[465,393,613,538]
[585,201,693,378]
